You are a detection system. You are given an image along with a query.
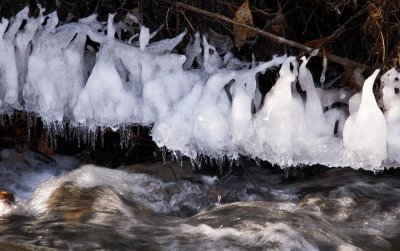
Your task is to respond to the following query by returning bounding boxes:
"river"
[0,149,399,250]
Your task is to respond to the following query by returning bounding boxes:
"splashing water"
[0,150,400,250]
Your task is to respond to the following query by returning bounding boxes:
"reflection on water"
[1,149,400,250]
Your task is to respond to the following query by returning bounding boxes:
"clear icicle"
[320,54,328,84]
[162,147,167,164]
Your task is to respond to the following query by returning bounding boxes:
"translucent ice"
[231,56,287,145]
[343,69,386,169]
[192,70,235,157]
[73,45,139,128]
[381,68,400,164]
[24,14,88,123]
[0,7,29,111]
[15,6,46,90]
[1,8,399,170]
[296,55,345,164]
[183,32,202,70]
[139,26,150,51]
[317,87,356,109]
[298,55,331,137]
[202,36,222,74]
[253,57,302,165]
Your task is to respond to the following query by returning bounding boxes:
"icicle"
[107,14,116,39]
[211,158,217,167]
[204,156,209,165]
[292,166,297,176]
[77,126,81,148]
[82,127,88,146]
[284,167,290,179]
[320,53,328,84]
[194,156,202,170]
[69,123,75,141]
[101,127,105,148]
[190,158,196,171]
[217,194,222,205]
[119,126,124,149]
[49,125,54,150]
[343,69,386,169]
[235,158,240,167]
[53,132,57,150]
[91,129,96,149]
[139,26,150,51]
[162,147,167,164]
[217,157,224,175]
[229,158,234,172]
[33,116,37,129]
[173,150,183,169]
[27,115,32,141]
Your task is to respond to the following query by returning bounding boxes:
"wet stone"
[120,160,194,182]
[0,190,15,204]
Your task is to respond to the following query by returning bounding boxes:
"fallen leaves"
[233,0,257,48]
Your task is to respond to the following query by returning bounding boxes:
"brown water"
[0,149,400,250]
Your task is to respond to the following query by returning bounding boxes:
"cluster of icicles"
[1,7,400,171]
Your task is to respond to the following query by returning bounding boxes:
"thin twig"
[175,2,367,70]
[306,8,367,57]
[180,10,195,32]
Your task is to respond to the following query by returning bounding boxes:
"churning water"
[0,149,400,250]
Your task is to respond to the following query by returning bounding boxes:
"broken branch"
[176,2,367,70]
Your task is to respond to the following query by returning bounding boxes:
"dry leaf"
[233,0,257,48]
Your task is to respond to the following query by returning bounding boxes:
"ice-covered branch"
[0,8,399,171]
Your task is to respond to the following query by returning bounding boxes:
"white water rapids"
[1,150,400,250]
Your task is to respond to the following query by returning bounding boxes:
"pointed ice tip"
[107,13,116,39]
[363,69,380,91]
[139,26,150,51]
[38,4,45,14]
[372,68,380,77]
[202,35,209,46]
[17,6,29,18]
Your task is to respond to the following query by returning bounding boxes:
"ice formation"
[343,70,387,168]
[1,7,399,171]
[381,68,400,164]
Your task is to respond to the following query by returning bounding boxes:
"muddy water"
[0,149,400,250]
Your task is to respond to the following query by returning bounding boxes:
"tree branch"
[176,2,368,70]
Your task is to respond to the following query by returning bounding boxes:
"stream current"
[0,149,400,250]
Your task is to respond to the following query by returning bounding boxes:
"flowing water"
[0,149,400,251]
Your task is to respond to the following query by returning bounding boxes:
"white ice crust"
[0,8,398,171]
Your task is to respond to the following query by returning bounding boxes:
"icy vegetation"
[1,7,400,171]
